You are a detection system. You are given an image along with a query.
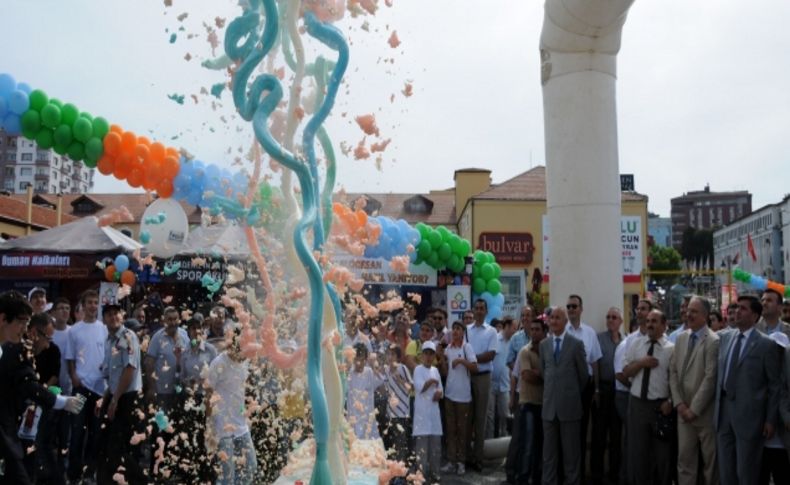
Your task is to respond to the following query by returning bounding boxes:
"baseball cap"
[422,341,437,353]
[27,287,46,300]
[103,302,123,313]
[123,318,143,332]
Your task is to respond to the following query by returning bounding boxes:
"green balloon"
[21,110,41,135]
[49,98,62,108]
[485,252,496,264]
[451,258,465,274]
[72,118,93,143]
[28,90,48,112]
[437,225,451,241]
[66,141,85,161]
[460,239,472,257]
[83,156,98,168]
[486,279,502,295]
[84,137,104,160]
[438,243,452,261]
[61,103,79,126]
[417,240,432,259]
[481,263,495,281]
[35,129,55,149]
[414,254,423,266]
[53,143,68,156]
[427,230,442,249]
[447,254,460,272]
[415,222,429,238]
[492,263,501,279]
[449,235,462,255]
[92,117,110,139]
[473,277,486,294]
[21,128,37,140]
[54,125,73,147]
[474,250,487,264]
[426,252,440,269]
[40,104,62,129]
[79,112,93,121]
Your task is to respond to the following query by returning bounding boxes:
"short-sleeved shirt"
[405,339,427,367]
[444,342,477,403]
[491,333,511,393]
[147,327,190,395]
[413,365,443,436]
[385,363,412,418]
[207,352,249,439]
[613,340,629,392]
[103,326,142,395]
[180,341,218,393]
[466,323,498,373]
[518,342,543,405]
[65,320,108,395]
[506,330,529,367]
[597,330,624,384]
[565,322,603,376]
[623,335,674,400]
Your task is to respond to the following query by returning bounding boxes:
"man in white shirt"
[623,309,675,485]
[65,289,107,482]
[564,294,603,476]
[466,298,498,471]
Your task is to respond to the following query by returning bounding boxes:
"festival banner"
[333,253,437,287]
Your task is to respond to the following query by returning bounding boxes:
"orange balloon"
[767,281,785,294]
[120,270,136,287]
[97,156,115,175]
[109,124,123,134]
[142,161,161,191]
[121,131,137,154]
[127,167,144,188]
[135,143,150,163]
[104,132,122,156]
[161,156,179,178]
[114,153,133,180]
[165,146,179,159]
[104,264,117,282]
[157,178,174,198]
[149,142,166,163]
[356,210,368,227]
[136,136,151,147]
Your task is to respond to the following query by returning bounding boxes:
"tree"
[649,244,682,285]
[680,227,714,269]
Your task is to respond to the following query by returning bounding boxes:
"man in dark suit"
[541,306,588,485]
[0,291,84,485]
[715,295,781,485]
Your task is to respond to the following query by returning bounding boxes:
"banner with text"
[333,253,438,287]
[542,215,643,283]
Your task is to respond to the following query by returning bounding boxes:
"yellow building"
[348,166,648,323]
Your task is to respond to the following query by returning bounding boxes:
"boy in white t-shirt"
[412,341,443,483]
[347,343,385,439]
[384,345,412,462]
[440,321,478,475]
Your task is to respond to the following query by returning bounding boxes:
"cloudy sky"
[3,0,789,216]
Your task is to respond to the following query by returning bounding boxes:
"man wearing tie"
[623,309,674,485]
[541,306,588,485]
[715,295,781,485]
[669,296,720,485]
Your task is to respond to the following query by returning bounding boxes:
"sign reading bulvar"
[478,232,535,265]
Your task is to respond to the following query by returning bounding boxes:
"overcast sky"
[3,0,789,217]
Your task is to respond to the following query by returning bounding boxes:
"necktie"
[640,341,656,400]
[554,337,561,364]
[682,333,697,371]
[724,333,744,397]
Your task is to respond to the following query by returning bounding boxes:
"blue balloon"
[0,74,15,97]
[174,171,191,192]
[494,293,505,308]
[2,114,21,134]
[0,96,7,117]
[16,82,31,94]
[186,188,202,206]
[481,291,495,309]
[488,307,503,320]
[114,254,130,272]
[750,274,767,290]
[8,90,29,114]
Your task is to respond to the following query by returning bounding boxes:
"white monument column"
[541,0,635,330]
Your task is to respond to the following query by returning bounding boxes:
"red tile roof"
[0,194,78,231]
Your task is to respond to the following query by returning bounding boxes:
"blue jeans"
[518,403,542,484]
[217,432,257,485]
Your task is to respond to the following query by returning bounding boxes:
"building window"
[53,171,58,180]
[3,167,13,176]
[20,167,32,176]
[4,180,13,190]
[18,181,30,191]
[21,153,33,162]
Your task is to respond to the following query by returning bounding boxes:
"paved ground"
[441,459,507,485]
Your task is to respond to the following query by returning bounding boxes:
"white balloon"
[141,198,188,258]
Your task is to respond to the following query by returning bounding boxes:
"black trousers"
[758,447,790,485]
[591,381,622,484]
[96,392,147,485]
[580,377,594,478]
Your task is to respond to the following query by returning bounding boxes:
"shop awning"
[0,216,142,253]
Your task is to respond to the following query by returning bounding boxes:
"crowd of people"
[3,284,790,485]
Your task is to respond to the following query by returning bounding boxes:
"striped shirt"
[385,363,412,418]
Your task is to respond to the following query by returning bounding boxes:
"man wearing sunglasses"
[564,294,603,480]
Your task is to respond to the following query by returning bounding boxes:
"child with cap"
[412,340,443,483]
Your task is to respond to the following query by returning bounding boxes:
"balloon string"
[226,1,331,479]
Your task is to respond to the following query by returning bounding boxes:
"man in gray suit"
[757,289,790,338]
[715,295,781,485]
[669,296,720,485]
[541,306,588,485]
